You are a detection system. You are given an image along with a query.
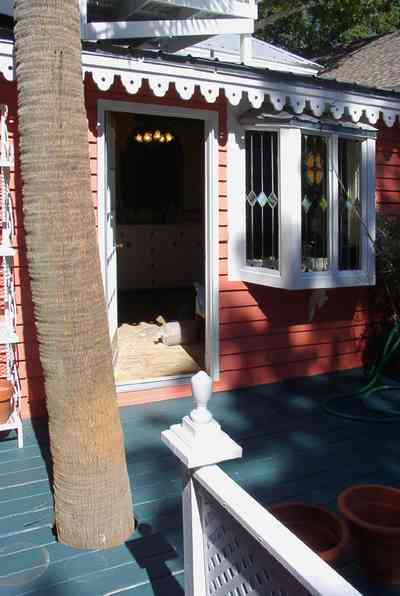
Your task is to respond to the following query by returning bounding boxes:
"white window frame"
[228,112,376,290]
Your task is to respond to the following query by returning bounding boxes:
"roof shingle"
[320,31,400,91]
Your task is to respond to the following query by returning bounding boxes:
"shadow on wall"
[222,197,373,393]
[11,110,46,422]
[11,108,53,491]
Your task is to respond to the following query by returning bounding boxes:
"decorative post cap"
[161,371,242,469]
[190,371,213,424]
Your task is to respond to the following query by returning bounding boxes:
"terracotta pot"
[338,485,400,584]
[0,379,11,424]
[270,502,348,564]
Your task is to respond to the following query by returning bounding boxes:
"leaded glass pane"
[301,134,329,272]
[338,138,362,270]
[245,131,279,270]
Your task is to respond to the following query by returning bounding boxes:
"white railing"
[162,372,361,596]
[0,105,23,448]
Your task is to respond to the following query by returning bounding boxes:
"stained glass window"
[245,131,279,270]
[301,134,329,272]
[338,138,362,270]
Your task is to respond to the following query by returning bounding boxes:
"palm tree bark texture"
[14,0,134,548]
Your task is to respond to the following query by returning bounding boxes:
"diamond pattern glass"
[247,190,257,207]
[319,197,328,211]
[257,191,268,208]
[267,191,278,209]
[302,196,312,213]
[245,131,279,270]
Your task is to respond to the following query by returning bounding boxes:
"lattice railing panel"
[197,482,312,596]
[0,104,23,447]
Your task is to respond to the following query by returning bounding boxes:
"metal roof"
[172,34,321,74]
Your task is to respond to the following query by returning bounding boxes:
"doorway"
[99,102,219,389]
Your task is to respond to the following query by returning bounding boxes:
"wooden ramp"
[0,369,400,595]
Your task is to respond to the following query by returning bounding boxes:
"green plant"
[374,214,400,323]
[323,204,400,420]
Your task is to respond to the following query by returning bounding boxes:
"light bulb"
[144,131,152,143]
[159,135,166,143]
[165,132,174,143]
[153,129,161,141]
[135,133,143,143]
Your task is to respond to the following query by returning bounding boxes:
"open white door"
[105,112,118,361]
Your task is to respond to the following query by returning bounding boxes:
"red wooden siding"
[376,122,400,215]
[214,124,400,393]
[2,71,400,416]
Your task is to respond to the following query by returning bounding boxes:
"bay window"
[233,112,376,289]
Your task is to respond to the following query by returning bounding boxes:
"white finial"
[190,371,213,424]
[161,370,242,468]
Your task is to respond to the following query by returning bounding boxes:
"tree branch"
[255,1,319,30]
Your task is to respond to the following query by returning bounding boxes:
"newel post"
[162,371,242,596]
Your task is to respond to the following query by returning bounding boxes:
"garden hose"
[323,321,400,422]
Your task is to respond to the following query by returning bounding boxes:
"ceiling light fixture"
[134,130,174,144]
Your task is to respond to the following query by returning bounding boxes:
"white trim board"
[1,39,400,126]
[83,50,400,127]
[97,99,220,390]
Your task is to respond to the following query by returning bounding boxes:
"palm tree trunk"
[14,0,134,549]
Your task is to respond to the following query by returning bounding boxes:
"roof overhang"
[1,39,400,127]
[2,0,258,52]
[81,0,258,49]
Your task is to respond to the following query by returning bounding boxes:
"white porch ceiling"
[82,0,257,45]
[0,0,257,47]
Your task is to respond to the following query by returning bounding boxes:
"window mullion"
[331,134,339,273]
[364,138,376,277]
[280,128,302,287]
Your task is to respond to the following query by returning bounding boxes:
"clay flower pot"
[270,502,348,564]
[0,379,11,423]
[338,485,400,584]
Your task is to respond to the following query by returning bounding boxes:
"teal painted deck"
[1,369,400,596]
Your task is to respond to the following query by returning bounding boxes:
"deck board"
[0,369,400,595]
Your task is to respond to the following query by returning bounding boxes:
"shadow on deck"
[0,368,400,595]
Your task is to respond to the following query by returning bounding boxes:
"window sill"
[239,266,375,290]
